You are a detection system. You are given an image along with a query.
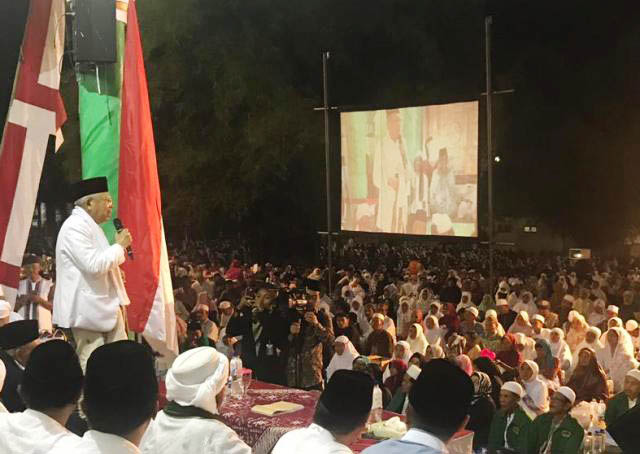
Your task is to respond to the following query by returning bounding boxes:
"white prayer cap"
[335,335,349,344]
[563,294,575,303]
[587,326,601,337]
[607,305,620,314]
[466,307,479,318]
[0,301,10,319]
[496,299,509,307]
[626,320,639,332]
[372,313,385,322]
[218,301,232,310]
[532,314,545,323]
[485,309,498,320]
[165,347,229,415]
[407,364,422,381]
[501,381,524,398]
[556,386,576,405]
[626,369,640,383]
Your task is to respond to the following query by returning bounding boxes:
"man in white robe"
[372,109,410,233]
[0,340,83,453]
[51,340,158,454]
[272,369,374,454]
[15,255,53,333]
[140,347,250,454]
[52,177,133,371]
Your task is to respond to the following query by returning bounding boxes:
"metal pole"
[322,51,333,292]
[485,17,494,291]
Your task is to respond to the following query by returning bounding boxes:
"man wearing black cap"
[0,320,40,412]
[52,177,133,371]
[272,369,374,454]
[51,340,158,453]
[0,340,83,452]
[363,359,474,454]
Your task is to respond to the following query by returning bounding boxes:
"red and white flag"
[0,0,66,304]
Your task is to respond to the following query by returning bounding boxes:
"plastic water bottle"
[229,354,243,397]
[583,432,593,454]
[594,429,605,454]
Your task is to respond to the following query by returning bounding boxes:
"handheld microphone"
[113,218,134,259]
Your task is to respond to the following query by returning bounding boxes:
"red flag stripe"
[119,0,162,332]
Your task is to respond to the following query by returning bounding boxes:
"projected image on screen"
[340,101,478,237]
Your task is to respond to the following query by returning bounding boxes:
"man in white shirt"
[51,340,158,454]
[15,255,53,332]
[0,339,83,453]
[272,369,374,454]
[141,346,250,454]
[363,359,473,454]
[52,177,133,371]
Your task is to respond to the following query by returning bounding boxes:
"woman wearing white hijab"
[422,315,444,346]
[564,311,589,353]
[383,340,413,382]
[571,326,604,375]
[507,311,534,337]
[416,288,432,314]
[406,323,429,356]
[587,299,607,328]
[396,297,414,340]
[549,328,573,371]
[600,327,639,392]
[326,336,359,381]
[141,347,251,454]
[519,360,549,418]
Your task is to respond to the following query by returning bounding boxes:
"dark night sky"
[2,0,640,246]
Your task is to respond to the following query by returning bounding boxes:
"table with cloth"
[159,379,474,454]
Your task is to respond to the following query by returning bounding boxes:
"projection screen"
[340,101,478,237]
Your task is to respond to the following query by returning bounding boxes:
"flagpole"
[485,16,494,290]
[322,51,333,292]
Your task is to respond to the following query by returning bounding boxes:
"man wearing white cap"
[625,320,640,350]
[528,386,583,454]
[387,364,422,415]
[487,382,532,454]
[140,347,250,454]
[604,369,640,428]
[496,299,517,332]
[53,177,132,371]
[607,305,620,321]
[460,306,484,338]
[531,314,551,341]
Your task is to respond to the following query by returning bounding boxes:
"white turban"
[607,305,619,314]
[626,320,639,332]
[501,381,524,398]
[556,386,576,405]
[165,347,229,415]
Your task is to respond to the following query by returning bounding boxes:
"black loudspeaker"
[72,0,116,63]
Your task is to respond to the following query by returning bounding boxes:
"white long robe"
[17,277,53,332]
[53,207,130,332]
[372,132,410,233]
[140,411,250,454]
[272,423,353,454]
[0,409,79,454]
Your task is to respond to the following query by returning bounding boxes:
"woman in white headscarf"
[549,328,573,371]
[600,327,639,392]
[326,336,360,381]
[571,326,603,374]
[514,333,537,361]
[393,340,413,364]
[141,347,251,454]
[406,323,429,356]
[564,311,589,353]
[422,315,444,347]
[519,360,549,418]
[507,311,534,337]
[416,288,432,314]
[396,296,414,340]
[587,298,607,329]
